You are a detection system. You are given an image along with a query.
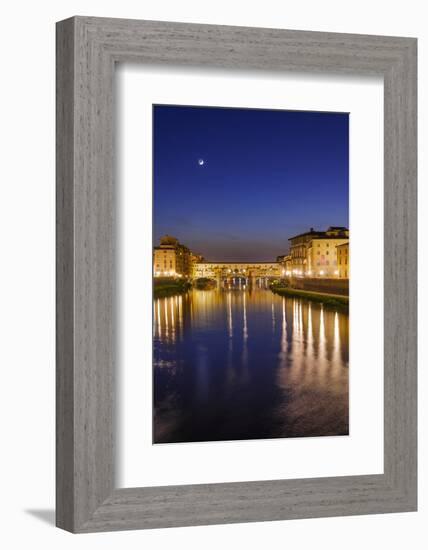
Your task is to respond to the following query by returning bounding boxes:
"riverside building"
[287,226,349,278]
[153,235,191,277]
[336,242,350,279]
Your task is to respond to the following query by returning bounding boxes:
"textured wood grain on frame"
[56,16,417,533]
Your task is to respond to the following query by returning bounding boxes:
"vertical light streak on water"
[299,301,309,382]
[307,303,314,359]
[241,291,249,378]
[319,306,326,347]
[164,299,169,340]
[318,306,327,382]
[281,297,287,356]
[332,311,341,373]
[178,294,183,340]
[292,301,305,381]
[153,300,157,338]
[156,299,162,340]
[276,297,288,393]
[226,291,234,383]
[243,292,248,341]
[174,295,179,339]
[292,300,298,336]
[170,297,175,342]
[227,291,233,339]
[190,292,193,323]
[271,302,276,333]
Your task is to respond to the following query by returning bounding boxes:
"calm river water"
[153,284,349,444]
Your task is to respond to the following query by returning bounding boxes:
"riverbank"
[153,278,191,298]
[270,283,349,312]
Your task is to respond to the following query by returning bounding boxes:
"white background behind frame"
[117,65,384,488]
[2,1,426,548]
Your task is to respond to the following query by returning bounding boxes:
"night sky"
[153,105,349,262]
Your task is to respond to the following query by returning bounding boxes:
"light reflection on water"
[153,287,349,444]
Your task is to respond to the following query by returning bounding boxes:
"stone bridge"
[192,262,282,285]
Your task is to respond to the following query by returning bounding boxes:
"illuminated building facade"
[288,226,349,278]
[190,252,204,270]
[153,235,191,277]
[336,242,349,279]
[277,254,292,277]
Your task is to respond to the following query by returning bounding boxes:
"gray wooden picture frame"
[56,16,417,533]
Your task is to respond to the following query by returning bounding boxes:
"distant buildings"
[279,226,349,279]
[190,252,205,266]
[154,227,349,280]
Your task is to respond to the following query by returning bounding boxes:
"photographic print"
[153,105,349,444]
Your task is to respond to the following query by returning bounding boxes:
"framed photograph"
[56,16,417,532]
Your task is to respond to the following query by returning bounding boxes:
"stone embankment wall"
[290,278,349,296]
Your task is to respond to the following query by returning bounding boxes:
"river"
[153,284,349,444]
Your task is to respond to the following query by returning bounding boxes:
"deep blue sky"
[153,105,349,262]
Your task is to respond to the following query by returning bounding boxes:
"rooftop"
[289,226,349,241]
